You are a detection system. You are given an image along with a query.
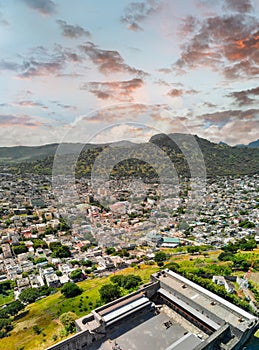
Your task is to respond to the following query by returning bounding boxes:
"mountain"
[234,139,259,148]
[0,134,258,177]
[248,139,259,148]
[149,133,259,176]
[219,141,229,146]
[0,143,100,163]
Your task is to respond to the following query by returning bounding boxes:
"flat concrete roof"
[87,309,202,350]
[159,288,220,331]
[157,270,256,331]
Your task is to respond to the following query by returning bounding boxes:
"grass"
[0,290,14,306]
[0,265,159,350]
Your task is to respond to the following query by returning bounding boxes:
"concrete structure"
[46,270,258,350]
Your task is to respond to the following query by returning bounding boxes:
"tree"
[110,274,142,290]
[35,257,47,264]
[61,282,82,298]
[19,288,40,304]
[80,259,92,267]
[99,283,121,303]
[12,244,28,255]
[33,325,41,335]
[239,220,256,229]
[4,300,24,316]
[33,239,47,250]
[154,251,167,263]
[51,245,71,258]
[0,318,13,338]
[240,238,257,251]
[187,246,200,254]
[49,242,62,251]
[60,312,77,334]
[70,269,83,281]
[105,247,116,255]
[218,251,234,262]
[117,249,130,258]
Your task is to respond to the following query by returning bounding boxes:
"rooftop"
[86,308,202,350]
[156,270,257,332]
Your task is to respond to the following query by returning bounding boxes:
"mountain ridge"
[0,133,258,177]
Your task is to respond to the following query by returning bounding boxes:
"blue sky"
[0,0,258,146]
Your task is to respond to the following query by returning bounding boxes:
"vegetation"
[12,244,28,255]
[59,312,77,335]
[19,288,40,304]
[2,134,259,177]
[0,318,13,338]
[61,282,83,298]
[49,242,71,258]
[154,251,167,263]
[99,283,121,303]
[110,274,142,290]
[70,269,83,282]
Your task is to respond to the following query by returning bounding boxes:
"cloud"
[121,0,162,31]
[18,60,64,78]
[16,45,84,78]
[195,118,259,146]
[228,87,259,106]
[176,14,259,79]
[81,78,144,102]
[202,102,217,108]
[178,16,200,37]
[76,103,167,125]
[21,0,56,15]
[167,88,198,97]
[15,100,48,109]
[0,60,21,72]
[154,79,170,86]
[0,114,43,128]
[57,20,91,39]
[0,45,84,78]
[223,0,253,13]
[80,42,148,77]
[53,102,77,111]
[198,109,258,128]
[0,11,9,26]
[157,67,172,74]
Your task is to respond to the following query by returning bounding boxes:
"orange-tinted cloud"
[199,109,258,127]
[176,13,259,79]
[81,78,144,102]
[228,87,259,106]
[167,88,198,97]
[80,42,148,77]
[0,114,43,128]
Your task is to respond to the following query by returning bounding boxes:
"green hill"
[0,134,258,177]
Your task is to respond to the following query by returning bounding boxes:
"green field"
[0,265,158,350]
[0,289,14,306]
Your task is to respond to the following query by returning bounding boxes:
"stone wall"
[46,330,95,350]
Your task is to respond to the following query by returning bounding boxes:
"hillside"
[0,134,258,177]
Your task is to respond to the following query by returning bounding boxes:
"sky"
[0,0,258,146]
